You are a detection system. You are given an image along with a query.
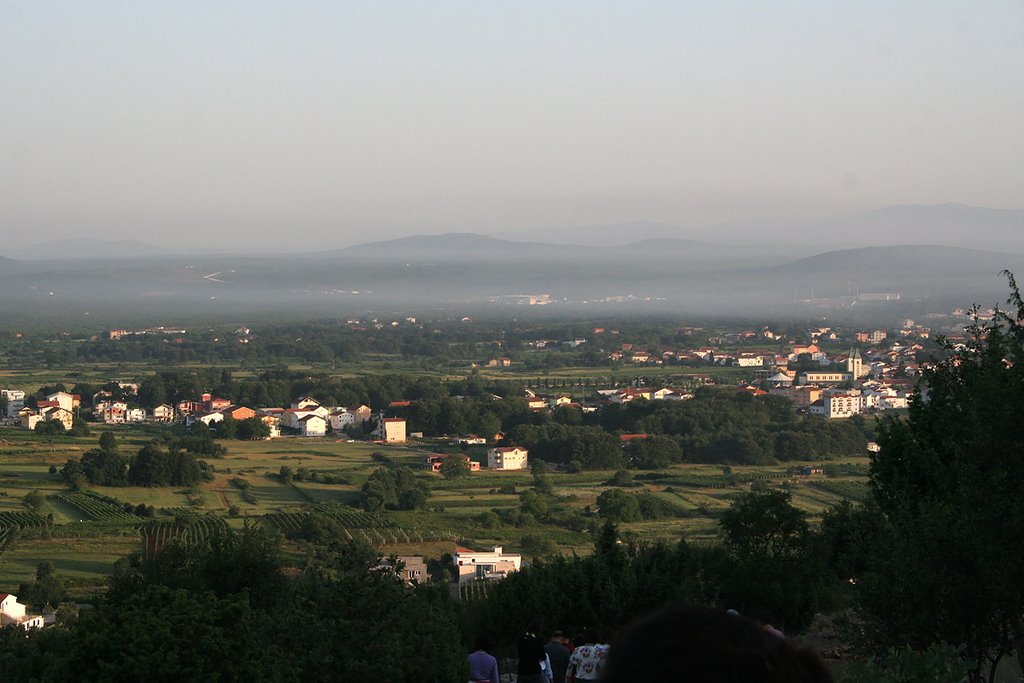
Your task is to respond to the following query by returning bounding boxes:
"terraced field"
[0,425,872,591]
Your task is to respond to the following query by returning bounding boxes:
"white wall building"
[329,409,355,432]
[453,546,522,584]
[1,389,25,418]
[299,414,327,437]
[487,447,529,470]
[45,391,76,412]
[374,417,407,443]
[799,371,852,385]
[0,593,45,629]
[823,392,864,418]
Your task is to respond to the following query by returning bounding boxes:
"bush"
[842,643,971,683]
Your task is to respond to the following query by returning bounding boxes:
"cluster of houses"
[4,390,78,430]
[178,394,406,441]
[603,321,931,368]
[374,546,525,587]
[740,345,915,418]
[1,384,412,441]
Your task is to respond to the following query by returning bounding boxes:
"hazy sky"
[2,1,1022,249]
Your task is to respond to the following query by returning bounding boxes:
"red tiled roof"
[619,433,649,441]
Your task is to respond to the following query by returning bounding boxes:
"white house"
[20,413,44,430]
[329,409,355,432]
[453,546,522,584]
[373,417,407,443]
[24,406,74,430]
[820,391,864,418]
[453,435,487,446]
[126,408,146,423]
[189,411,225,427]
[735,354,766,367]
[1,389,25,418]
[291,396,321,411]
[299,414,327,437]
[0,593,45,630]
[487,447,529,470]
[152,404,175,422]
[45,391,76,412]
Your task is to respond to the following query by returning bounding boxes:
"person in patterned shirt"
[566,629,605,682]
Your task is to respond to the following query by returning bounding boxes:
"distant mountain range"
[0,238,1020,323]
[491,203,1024,251]
[3,203,1020,261]
[329,232,795,265]
[328,232,598,260]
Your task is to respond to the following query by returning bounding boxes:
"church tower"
[846,347,863,378]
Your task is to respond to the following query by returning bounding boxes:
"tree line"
[60,432,215,488]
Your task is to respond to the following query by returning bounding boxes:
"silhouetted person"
[544,630,571,683]
[518,623,547,683]
[600,605,833,683]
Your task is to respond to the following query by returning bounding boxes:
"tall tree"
[861,274,1024,682]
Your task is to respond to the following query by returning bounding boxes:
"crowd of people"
[468,605,833,683]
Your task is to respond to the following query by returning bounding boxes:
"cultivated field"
[0,425,870,591]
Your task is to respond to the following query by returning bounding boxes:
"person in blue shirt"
[467,635,500,683]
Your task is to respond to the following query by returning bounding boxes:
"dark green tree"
[98,431,118,451]
[859,275,1024,682]
[438,454,471,480]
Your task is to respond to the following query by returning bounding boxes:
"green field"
[0,425,870,592]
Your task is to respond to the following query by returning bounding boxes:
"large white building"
[453,546,522,584]
[811,391,865,418]
[298,414,327,437]
[487,447,529,470]
[1,389,25,418]
[373,417,407,443]
[799,371,852,385]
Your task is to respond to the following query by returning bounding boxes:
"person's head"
[474,635,491,652]
[600,605,833,683]
[580,628,599,645]
[550,629,564,643]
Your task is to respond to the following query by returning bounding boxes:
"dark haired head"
[580,628,599,645]
[600,605,832,683]
[474,635,491,652]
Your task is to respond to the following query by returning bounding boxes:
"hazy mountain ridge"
[776,244,1023,275]
[0,205,1021,323]
[490,203,1024,250]
[327,232,599,260]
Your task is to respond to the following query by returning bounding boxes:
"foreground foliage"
[0,526,466,682]
[859,274,1024,682]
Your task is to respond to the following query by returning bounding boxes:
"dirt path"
[211,475,231,510]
